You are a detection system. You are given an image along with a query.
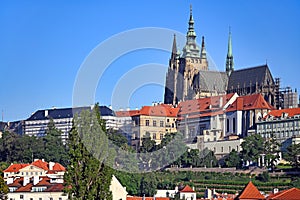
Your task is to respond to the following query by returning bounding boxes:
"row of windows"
[17,196,63,200]
[145,120,165,127]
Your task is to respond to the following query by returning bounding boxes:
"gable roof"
[228,65,274,90]
[265,108,300,119]
[235,181,265,200]
[3,164,29,173]
[177,93,235,119]
[115,110,140,117]
[180,185,195,193]
[193,70,228,93]
[267,187,300,200]
[132,104,179,117]
[226,94,274,112]
[31,159,49,170]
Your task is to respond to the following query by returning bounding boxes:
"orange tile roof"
[52,163,66,171]
[3,163,29,173]
[115,110,140,117]
[235,181,265,200]
[180,185,195,193]
[132,104,179,117]
[227,94,274,112]
[127,197,170,200]
[177,94,235,119]
[267,187,300,200]
[266,108,300,119]
[15,183,33,192]
[31,159,49,170]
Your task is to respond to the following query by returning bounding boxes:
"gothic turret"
[226,28,234,76]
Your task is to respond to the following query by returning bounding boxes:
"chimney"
[273,188,279,194]
[7,177,14,185]
[23,176,30,186]
[49,162,55,170]
[33,176,39,185]
[45,110,48,117]
[219,96,223,108]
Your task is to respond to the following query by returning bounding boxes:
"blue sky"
[1,0,300,121]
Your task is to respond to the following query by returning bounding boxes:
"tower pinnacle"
[226,27,234,76]
[171,34,177,60]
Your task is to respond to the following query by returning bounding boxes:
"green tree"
[43,119,69,166]
[140,174,157,196]
[140,132,156,153]
[64,107,113,200]
[0,172,8,200]
[264,135,280,172]
[285,143,300,169]
[224,149,242,168]
[241,134,264,165]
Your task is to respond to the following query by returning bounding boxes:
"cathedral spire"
[171,34,177,60]
[182,5,200,58]
[226,27,234,76]
[200,36,207,60]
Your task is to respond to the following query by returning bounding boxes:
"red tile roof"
[177,94,235,119]
[115,110,140,117]
[267,187,300,200]
[31,159,49,170]
[15,183,33,192]
[127,197,169,200]
[3,164,29,173]
[235,181,265,200]
[52,163,66,171]
[265,108,300,119]
[180,185,195,193]
[227,94,274,112]
[131,104,179,117]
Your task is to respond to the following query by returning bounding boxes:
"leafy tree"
[224,149,242,168]
[256,171,270,182]
[64,107,113,200]
[264,134,280,172]
[139,174,157,196]
[241,134,264,165]
[43,119,69,166]
[285,143,300,169]
[0,172,8,200]
[140,132,156,153]
[199,148,218,167]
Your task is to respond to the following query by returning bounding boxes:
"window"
[160,133,164,140]
[59,198,62,200]
[160,121,164,127]
[167,119,169,122]
[145,120,149,126]
[172,123,174,128]
[20,195,24,199]
[153,133,156,140]
[50,198,53,200]
[229,146,231,152]
[221,147,224,152]
[39,198,42,200]
[153,120,157,127]
[30,198,33,200]
[226,119,230,132]
[233,118,236,133]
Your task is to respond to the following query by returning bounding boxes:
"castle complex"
[164,6,281,108]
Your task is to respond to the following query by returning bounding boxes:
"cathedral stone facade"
[164,6,279,108]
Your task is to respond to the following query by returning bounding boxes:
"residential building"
[163,7,279,109]
[131,104,179,147]
[127,197,169,200]
[110,175,128,200]
[178,185,196,200]
[23,105,115,143]
[267,187,300,200]
[176,93,238,141]
[155,185,196,200]
[257,108,300,150]
[226,94,274,137]
[115,109,139,140]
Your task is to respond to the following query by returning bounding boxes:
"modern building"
[225,93,274,137]
[22,105,115,143]
[131,104,179,147]
[115,109,140,140]
[257,107,300,150]
[163,6,280,109]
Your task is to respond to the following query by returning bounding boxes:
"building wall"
[226,111,242,136]
[179,192,196,200]
[8,191,68,200]
[110,175,127,200]
[203,139,244,158]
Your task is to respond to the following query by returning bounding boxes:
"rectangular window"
[20,195,24,199]
[160,133,164,140]
[226,119,230,132]
[153,133,156,140]
[167,119,169,122]
[160,121,164,127]
[145,120,149,126]
[153,120,156,127]
[221,147,224,152]
[233,118,236,133]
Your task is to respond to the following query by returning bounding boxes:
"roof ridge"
[233,64,268,72]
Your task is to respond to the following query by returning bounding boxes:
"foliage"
[139,174,157,196]
[0,172,8,200]
[224,149,242,168]
[263,133,280,172]
[256,171,270,182]
[64,106,113,200]
[284,143,300,169]
[241,134,264,164]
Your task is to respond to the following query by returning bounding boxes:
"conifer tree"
[64,106,113,199]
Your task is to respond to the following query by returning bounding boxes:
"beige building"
[110,175,127,200]
[131,104,179,148]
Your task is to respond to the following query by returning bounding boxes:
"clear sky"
[1,0,300,121]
